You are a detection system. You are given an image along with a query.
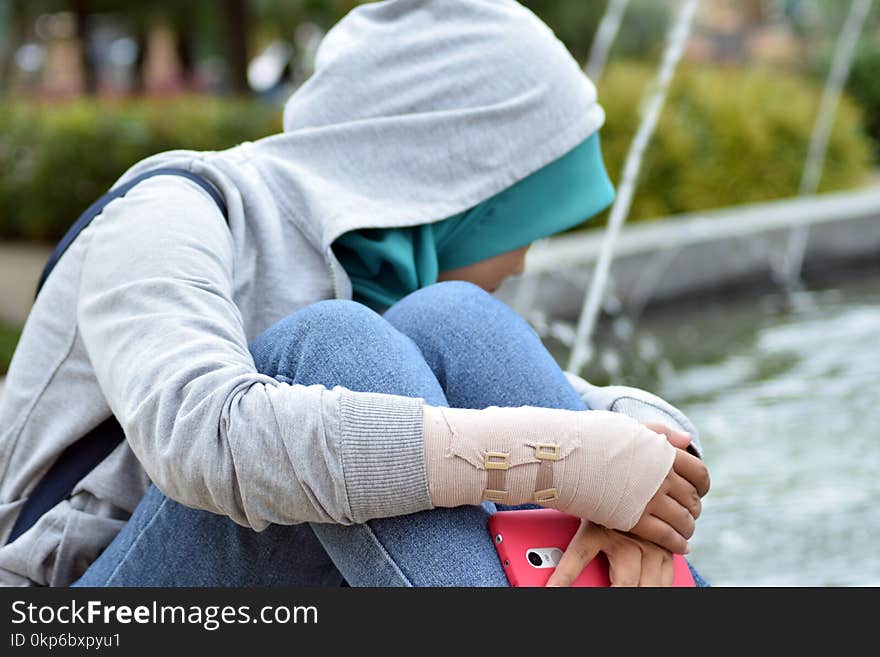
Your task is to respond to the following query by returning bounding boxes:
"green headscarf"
[332,132,615,312]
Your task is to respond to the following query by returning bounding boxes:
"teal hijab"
[332,132,615,312]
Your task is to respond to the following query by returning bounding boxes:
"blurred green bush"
[0,97,281,241]
[0,324,20,376]
[0,65,872,242]
[845,44,880,159]
[591,62,872,225]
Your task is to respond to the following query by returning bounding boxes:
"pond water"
[548,266,880,586]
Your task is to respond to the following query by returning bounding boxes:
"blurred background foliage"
[0,97,281,240]
[594,61,871,226]
[0,61,870,241]
[0,0,878,243]
[843,45,880,159]
[0,324,18,374]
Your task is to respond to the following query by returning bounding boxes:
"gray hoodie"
[0,0,694,587]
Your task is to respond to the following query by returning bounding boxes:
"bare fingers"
[629,513,689,554]
[643,422,692,451]
[651,494,695,540]
[548,521,677,588]
[604,532,674,587]
[605,535,642,587]
[672,448,711,497]
[667,469,703,520]
[637,543,672,587]
[546,520,601,587]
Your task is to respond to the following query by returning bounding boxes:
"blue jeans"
[73,281,707,587]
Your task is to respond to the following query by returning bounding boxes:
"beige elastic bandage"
[423,405,675,531]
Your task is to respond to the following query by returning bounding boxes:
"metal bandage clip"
[532,442,559,503]
[483,451,510,502]
[534,442,560,461]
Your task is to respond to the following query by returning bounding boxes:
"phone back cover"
[488,508,696,587]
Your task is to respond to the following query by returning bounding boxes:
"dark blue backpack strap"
[7,416,125,545]
[34,167,228,301]
[7,169,228,546]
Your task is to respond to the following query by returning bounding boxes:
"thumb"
[643,422,691,451]
[546,521,603,587]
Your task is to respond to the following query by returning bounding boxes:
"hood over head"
[250,0,607,253]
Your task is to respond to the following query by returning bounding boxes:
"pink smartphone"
[488,508,696,587]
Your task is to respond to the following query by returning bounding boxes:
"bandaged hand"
[425,405,699,538]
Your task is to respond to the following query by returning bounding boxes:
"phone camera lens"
[527,551,543,567]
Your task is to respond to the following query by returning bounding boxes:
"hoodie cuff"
[563,371,704,459]
[338,390,433,523]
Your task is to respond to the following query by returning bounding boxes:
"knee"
[421,280,494,307]
[385,280,520,339]
[291,299,381,335]
[276,299,387,352]
[250,299,442,397]
[386,280,496,323]
[250,300,389,375]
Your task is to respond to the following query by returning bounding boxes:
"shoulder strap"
[34,167,229,301]
[7,169,229,546]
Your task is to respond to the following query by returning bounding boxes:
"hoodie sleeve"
[563,370,703,458]
[76,175,433,530]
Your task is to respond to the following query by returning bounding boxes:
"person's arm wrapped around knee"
[423,405,675,532]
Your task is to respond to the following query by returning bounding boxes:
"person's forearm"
[423,404,674,531]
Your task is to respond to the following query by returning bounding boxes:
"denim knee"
[249,299,387,377]
[384,280,528,345]
[410,280,492,307]
[385,280,492,323]
[288,299,381,336]
[247,298,449,402]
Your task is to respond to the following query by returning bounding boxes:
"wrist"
[423,405,486,508]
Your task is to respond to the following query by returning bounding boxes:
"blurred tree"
[0,0,21,91]
[523,0,668,64]
[250,0,365,42]
[845,41,880,158]
[807,0,880,31]
[2,0,673,96]
[85,0,240,92]
[805,2,880,159]
[223,0,251,92]
[2,1,61,92]
[523,0,605,61]
[250,0,668,70]
[71,0,96,92]
[4,0,256,94]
